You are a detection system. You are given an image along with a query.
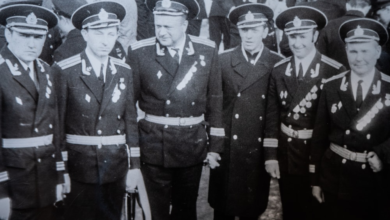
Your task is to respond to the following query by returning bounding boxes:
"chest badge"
[15,97,23,105]
[157,70,162,79]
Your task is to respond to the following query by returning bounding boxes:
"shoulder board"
[57,54,81,70]
[274,57,291,67]
[189,35,215,48]
[270,50,285,59]
[130,37,156,50]
[110,57,131,69]
[321,55,343,69]
[219,47,235,55]
[322,71,348,84]
[381,73,390,83]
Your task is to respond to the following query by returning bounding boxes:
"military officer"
[0,4,66,220]
[263,6,346,220]
[310,18,390,220]
[127,0,224,219]
[52,2,141,220]
[52,0,127,63]
[208,3,284,220]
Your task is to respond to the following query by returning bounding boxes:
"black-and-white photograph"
[0,0,389,220]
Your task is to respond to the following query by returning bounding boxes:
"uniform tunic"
[0,47,64,209]
[208,46,283,217]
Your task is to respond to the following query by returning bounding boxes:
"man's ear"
[313,30,319,43]
[81,29,88,42]
[4,28,11,43]
[262,26,269,39]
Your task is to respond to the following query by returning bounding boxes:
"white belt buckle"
[292,130,299,138]
[179,118,187,126]
[349,152,357,161]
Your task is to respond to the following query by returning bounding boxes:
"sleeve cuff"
[263,138,278,148]
[130,147,140,157]
[265,160,278,165]
[210,127,225,137]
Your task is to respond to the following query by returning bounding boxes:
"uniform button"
[259,116,262,120]
[192,102,195,106]
[344,145,347,148]
[49,124,53,129]
[164,125,168,129]
[104,160,107,163]
[50,45,53,49]
[117,115,121,120]
[362,164,366,169]
[97,130,102,135]
[235,114,239,119]
[258,138,262,142]
[166,114,169,117]
[367,134,371,140]
[304,140,307,145]
[288,138,292,142]
[237,93,241,97]
[52,154,55,158]
[98,116,102,120]
[117,130,121,134]
[345,130,350,135]
[342,159,347,164]
[262,95,265,99]
[34,128,39,133]
[166,100,171,105]
[37,158,41,163]
[233,135,238,140]
[48,34,52,38]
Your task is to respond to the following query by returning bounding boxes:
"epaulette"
[322,71,348,84]
[218,47,235,55]
[189,35,215,48]
[110,57,131,69]
[381,72,390,83]
[57,54,81,70]
[38,58,49,67]
[270,50,286,59]
[130,37,156,50]
[321,55,343,69]
[274,57,291,67]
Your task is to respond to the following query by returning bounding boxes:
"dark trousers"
[213,209,259,220]
[141,162,203,220]
[63,178,125,220]
[279,173,321,220]
[10,206,55,220]
[323,191,384,220]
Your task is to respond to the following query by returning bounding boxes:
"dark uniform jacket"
[316,10,365,69]
[53,29,126,63]
[128,35,224,168]
[52,51,139,184]
[0,47,64,209]
[209,46,283,216]
[310,70,390,201]
[264,51,346,175]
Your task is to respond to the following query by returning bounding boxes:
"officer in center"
[263,6,346,220]
[52,2,141,220]
[208,3,284,220]
[127,0,224,219]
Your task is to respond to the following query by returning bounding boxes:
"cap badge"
[98,8,109,21]
[162,0,172,8]
[26,12,38,25]
[245,11,255,21]
[293,16,302,27]
[354,25,364,36]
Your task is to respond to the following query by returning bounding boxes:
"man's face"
[287,30,318,59]
[346,41,381,77]
[5,29,46,64]
[239,25,268,53]
[154,14,188,47]
[376,6,390,26]
[81,26,118,58]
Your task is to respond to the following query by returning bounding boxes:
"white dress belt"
[66,134,126,145]
[330,143,367,163]
[145,114,204,126]
[3,134,53,148]
[281,123,313,139]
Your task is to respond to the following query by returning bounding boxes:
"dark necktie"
[245,51,259,65]
[297,63,304,83]
[27,67,39,90]
[98,64,105,86]
[356,80,363,108]
[172,48,180,64]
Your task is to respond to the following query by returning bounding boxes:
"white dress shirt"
[294,48,316,77]
[85,47,109,82]
[350,69,375,101]
[167,35,186,64]
[241,43,264,66]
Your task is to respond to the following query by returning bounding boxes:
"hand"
[0,198,10,220]
[126,169,141,192]
[63,173,71,194]
[265,161,280,179]
[312,186,325,203]
[205,152,221,169]
[56,184,63,202]
[367,152,383,172]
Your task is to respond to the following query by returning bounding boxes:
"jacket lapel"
[231,46,248,79]
[33,59,50,124]
[2,47,38,101]
[155,41,178,77]
[79,52,103,103]
[98,58,120,116]
[167,36,197,95]
[337,71,357,120]
[282,57,298,99]
[239,47,271,92]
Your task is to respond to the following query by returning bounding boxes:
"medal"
[377,102,384,109]
[46,93,50,99]
[311,93,317,100]
[386,100,390,106]
[294,113,300,120]
[48,80,52,87]
[300,107,306,114]
[120,83,126,90]
[372,107,379,115]
[300,99,306,106]
[200,61,206,66]
[46,87,51,95]
[306,102,312,108]
[331,105,337,113]
[306,93,312,101]
[282,101,286,105]
[356,123,363,131]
